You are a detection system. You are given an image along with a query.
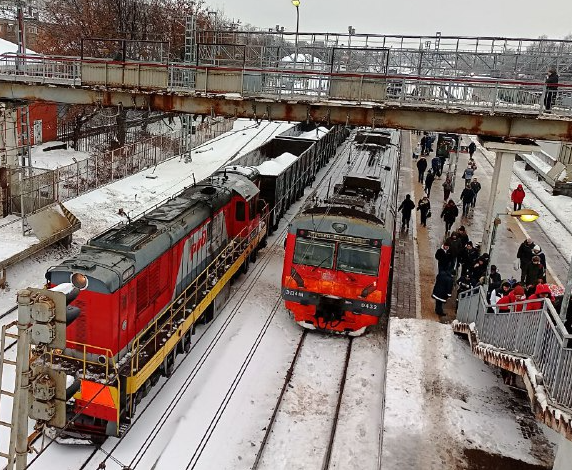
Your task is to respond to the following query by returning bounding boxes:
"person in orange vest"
[525,283,555,311]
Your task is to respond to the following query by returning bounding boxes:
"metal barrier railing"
[456,286,572,410]
[1,53,572,116]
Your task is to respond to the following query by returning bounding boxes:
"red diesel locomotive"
[281,129,400,335]
[44,168,266,440]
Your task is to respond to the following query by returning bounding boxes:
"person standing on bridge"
[416,155,428,183]
[544,68,559,112]
[511,184,526,211]
[398,194,416,231]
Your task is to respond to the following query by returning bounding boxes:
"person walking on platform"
[460,241,480,276]
[420,132,430,155]
[462,165,475,186]
[470,178,481,208]
[442,175,453,201]
[446,231,463,273]
[441,199,459,233]
[416,156,428,183]
[432,270,454,316]
[523,255,546,287]
[435,243,454,273]
[487,265,502,295]
[517,238,535,283]
[460,184,475,218]
[489,280,512,310]
[532,245,547,269]
[468,141,476,159]
[417,195,431,227]
[398,194,416,231]
[425,170,435,197]
[456,225,469,247]
[544,68,559,112]
[431,155,441,177]
[511,184,526,211]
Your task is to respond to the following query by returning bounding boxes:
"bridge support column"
[553,435,572,470]
[479,140,540,255]
[481,151,515,254]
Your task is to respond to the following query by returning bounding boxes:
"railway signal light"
[28,364,68,428]
[26,283,82,350]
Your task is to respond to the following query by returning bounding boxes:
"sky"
[210,0,572,40]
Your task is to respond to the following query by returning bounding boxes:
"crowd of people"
[408,132,566,323]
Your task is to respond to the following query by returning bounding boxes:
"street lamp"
[486,209,540,284]
[291,0,300,64]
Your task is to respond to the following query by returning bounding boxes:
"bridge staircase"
[453,286,572,440]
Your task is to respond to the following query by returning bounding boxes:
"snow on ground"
[0,37,36,55]
[29,141,91,169]
[0,216,39,261]
[381,318,557,469]
[255,335,349,470]
[0,119,293,313]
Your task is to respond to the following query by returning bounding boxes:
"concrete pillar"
[553,435,572,470]
[481,151,515,254]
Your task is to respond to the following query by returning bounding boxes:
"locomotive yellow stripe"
[125,230,265,394]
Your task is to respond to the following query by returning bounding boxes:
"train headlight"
[70,273,89,290]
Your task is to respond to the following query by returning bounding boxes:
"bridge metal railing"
[1,53,572,116]
[456,286,572,410]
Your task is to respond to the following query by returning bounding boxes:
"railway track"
[251,333,353,470]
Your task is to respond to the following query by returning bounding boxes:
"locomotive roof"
[48,172,259,293]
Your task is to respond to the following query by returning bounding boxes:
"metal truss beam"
[2,82,572,142]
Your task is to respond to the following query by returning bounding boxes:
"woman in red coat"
[511,184,526,211]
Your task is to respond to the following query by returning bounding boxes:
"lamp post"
[292,0,300,64]
[486,209,540,285]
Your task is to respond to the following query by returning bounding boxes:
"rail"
[455,286,572,414]
[0,53,572,117]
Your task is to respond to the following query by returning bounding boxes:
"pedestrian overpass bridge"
[1,32,572,141]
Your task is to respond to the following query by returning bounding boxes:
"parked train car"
[281,129,401,336]
[37,123,346,442]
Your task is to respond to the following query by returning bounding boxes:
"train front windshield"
[292,238,381,276]
[293,239,335,269]
[336,244,380,276]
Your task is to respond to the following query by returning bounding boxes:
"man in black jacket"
[398,194,416,231]
[470,178,481,207]
[468,141,476,158]
[544,68,559,112]
[517,238,535,283]
[416,156,428,183]
[432,270,454,316]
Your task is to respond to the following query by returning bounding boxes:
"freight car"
[281,129,401,335]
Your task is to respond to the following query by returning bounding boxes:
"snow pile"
[256,160,285,176]
[273,152,298,168]
[0,37,37,55]
[298,126,330,140]
[382,318,556,468]
[30,142,91,169]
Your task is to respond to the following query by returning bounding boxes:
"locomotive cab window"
[235,200,246,221]
[249,199,256,220]
[293,239,334,269]
[336,244,381,276]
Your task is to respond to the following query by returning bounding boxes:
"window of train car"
[293,239,335,269]
[336,244,381,276]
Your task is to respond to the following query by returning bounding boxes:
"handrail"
[456,286,572,411]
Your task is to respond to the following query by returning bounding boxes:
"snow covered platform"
[382,318,557,469]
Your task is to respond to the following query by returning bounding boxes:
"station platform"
[387,130,569,468]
